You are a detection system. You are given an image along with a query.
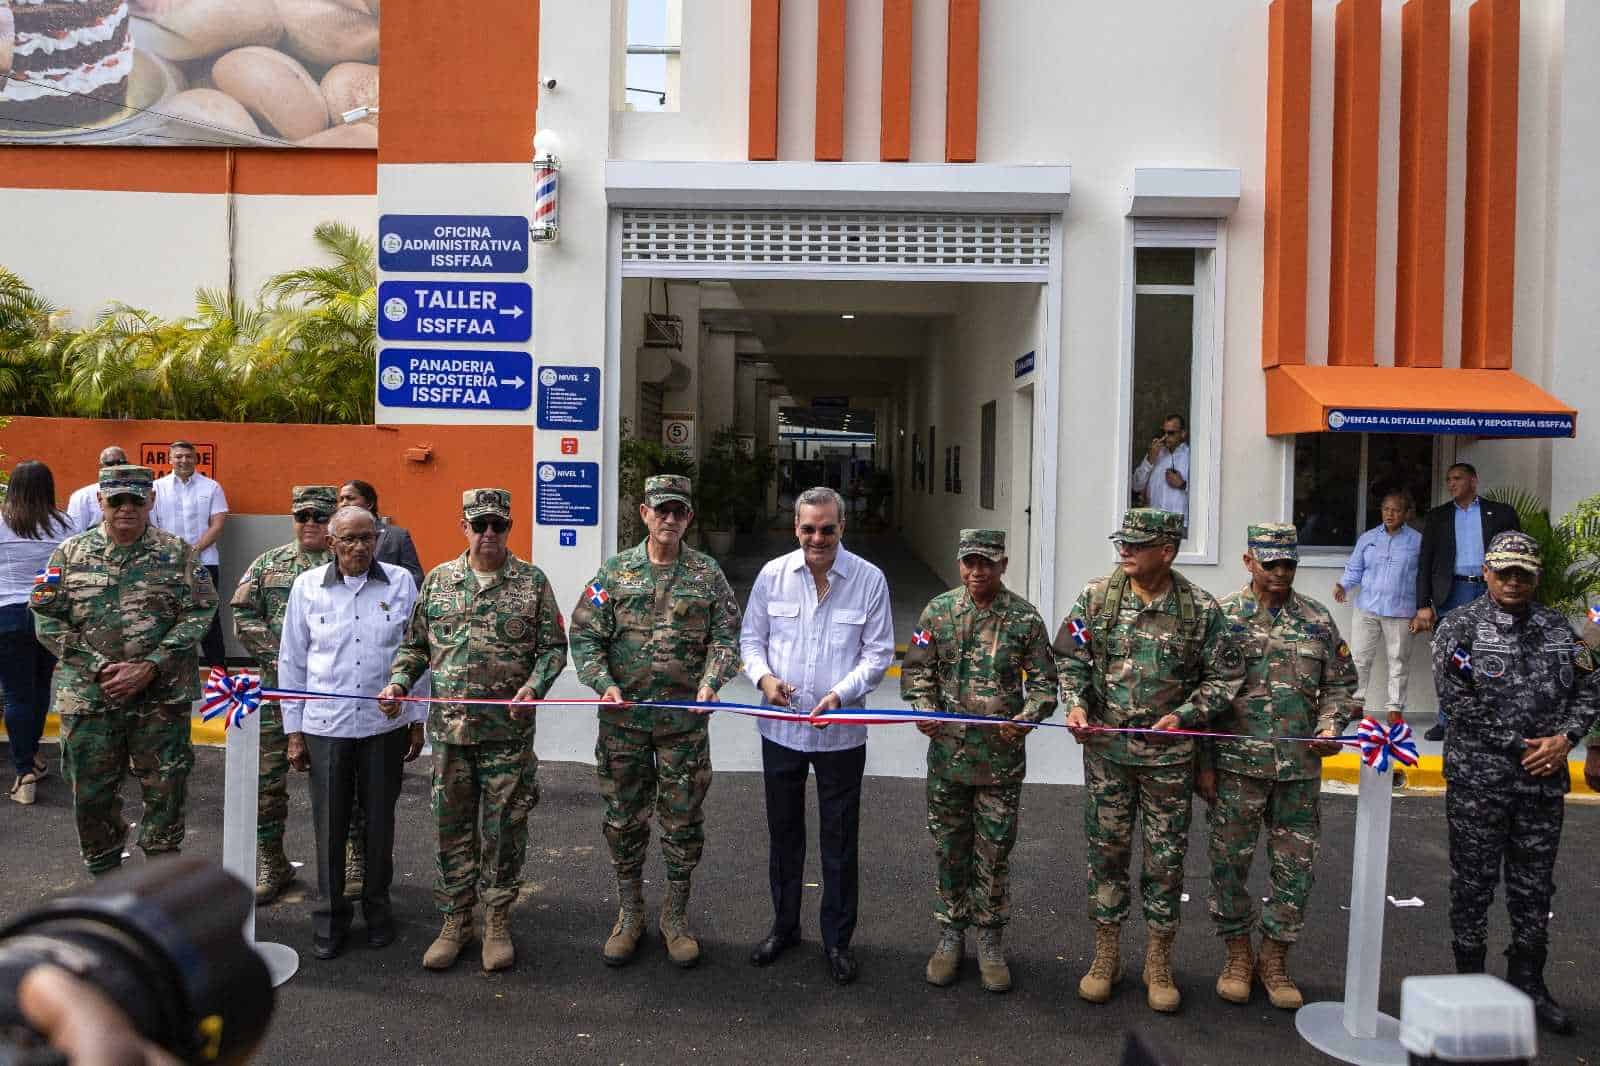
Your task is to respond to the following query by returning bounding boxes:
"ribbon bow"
[1355,716,1419,773]
[201,668,263,729]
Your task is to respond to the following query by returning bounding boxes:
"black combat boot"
[1451,942,1486,974]
[1505,944,1575,1036]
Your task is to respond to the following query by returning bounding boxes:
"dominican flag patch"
[1451,645,1472,675]
[587,582,609,608]
[1589,603,1600,626]
[1067,618,1090,647]
[911,629,932,647]
[33,566,61,586]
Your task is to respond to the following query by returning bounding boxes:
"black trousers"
[306,728,409,940]
[201,565,227,669]
[1446,783,1564,951]
[761,737,866,951]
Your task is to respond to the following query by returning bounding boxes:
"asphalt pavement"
[3,745,1596,1066]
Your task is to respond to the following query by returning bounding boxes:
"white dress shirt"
[150,471,228,565]
[0,514,77,607]
[277,561,421,738]
[1131,441,1191,518]
[66,483,103,534]
[740,545,895,753]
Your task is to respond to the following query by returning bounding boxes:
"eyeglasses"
[653,504,690,520]
[333,532,377,546]
[105,494,144,509]
[293,510,331,524]
[470,517,510,534]
[798,524,839,536]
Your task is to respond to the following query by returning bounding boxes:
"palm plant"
[1481,487,1600,616]
[0,268,71,415]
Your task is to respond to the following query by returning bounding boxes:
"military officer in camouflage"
[1200,524,1357,1010]
[230,484,336,904]
[902,529,1057,994]
[1057,508,1243,1012]
[30,464,218,876]
[569,474,742,969]
[1433,530,1599,1035]
[381,489,568,974]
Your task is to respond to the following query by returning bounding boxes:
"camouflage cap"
[957,528,1006,561]
[1484,530,1541,576]
[1247,522,1299,563]
[292,485,338,512]
[462,487,512,520]
[98,464,155,500]
[644,474,693,509]
[1109,507,1185,545]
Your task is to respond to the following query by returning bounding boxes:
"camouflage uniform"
[1205,525,1359,944]
[1055,510,1244,933]
[230,485,335,871]
[568,505,741,883]
[30,465,218,874]
[388,490,568,917]
[900,531,1057,931]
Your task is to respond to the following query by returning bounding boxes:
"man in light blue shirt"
[1334,492,1423,721]
[740,486,895,984]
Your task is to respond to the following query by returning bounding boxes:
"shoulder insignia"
[1066,617,1091,646]
[1336,640,1351,660]
[911,628,932,647]
[1218,640,1243,670]
[29,585,58,607]
[34,566,61,587]
[587,581,609,607]
[1450,645,1473,677]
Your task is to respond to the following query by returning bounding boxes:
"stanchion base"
[1295,1001,1406,1065]
[254,940,299,988]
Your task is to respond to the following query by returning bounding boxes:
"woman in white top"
[1,460,76,804]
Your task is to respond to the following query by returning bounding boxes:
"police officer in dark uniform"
[1432,531,1598,1036]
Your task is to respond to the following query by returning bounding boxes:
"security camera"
[543,77,558,91]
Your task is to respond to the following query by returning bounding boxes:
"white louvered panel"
[1132,217,1219,248]
[620,210,1052,281]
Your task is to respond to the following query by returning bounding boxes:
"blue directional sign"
[378,280,532,343]
[558,529,578,547]
[379,214,529,274]
[1325,408,1576,438]
[536,462,599,526]
[378,349,532,410]
[537,366,601,431]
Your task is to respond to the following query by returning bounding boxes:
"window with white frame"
[1292,432,1434,550]
[1122,220,1222,559]
[623,0,681,113]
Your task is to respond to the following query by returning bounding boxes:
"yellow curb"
[1321,751,1594,797]
[6,712,229,747]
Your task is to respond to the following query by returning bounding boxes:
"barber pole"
[532,159,559,242]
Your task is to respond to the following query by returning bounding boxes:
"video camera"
[0,858,273,1064]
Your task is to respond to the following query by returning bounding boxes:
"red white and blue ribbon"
[200,668,264,729]
[1354,716,1419,772]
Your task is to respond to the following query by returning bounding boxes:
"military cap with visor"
[1247,522,1299,564]
[463,488,513,520]
[1109,507,1186,545]
[1483,530,1541,577]
[957,528,1007,562]
[644,474,693,509]
[98,464,155,500]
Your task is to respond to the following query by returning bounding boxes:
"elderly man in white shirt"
[740,486,895,985]
[278,505,422,961]
[66,445,126,533]
[150,441,230,668]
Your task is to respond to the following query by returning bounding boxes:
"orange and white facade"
[3,1,1595,738]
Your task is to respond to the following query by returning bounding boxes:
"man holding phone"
[1132,414,1190,520]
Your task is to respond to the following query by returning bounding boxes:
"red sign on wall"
[140,443,216,479]
[560,437,579,455]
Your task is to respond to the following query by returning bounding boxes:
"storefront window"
[1294,433,1433,549]
[1129,248,1196,523]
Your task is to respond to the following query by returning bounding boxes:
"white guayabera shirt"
[739,545,895,754]
[151,470,229,566]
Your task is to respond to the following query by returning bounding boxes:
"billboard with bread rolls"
[0,0,378,147]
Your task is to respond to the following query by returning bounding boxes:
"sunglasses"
[799,524,839,536]
[470,517,510,534]
[105,494,145,509]
[653,504,690,520]
[293,510,331,524]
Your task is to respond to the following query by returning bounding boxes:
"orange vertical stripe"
[944,0,979,163]
[1328,0,1381,367]
[380,0,538,164]
[815,0,847,161]
[1395,0,1450,368]
[749,0,783,161]
[1461,0,1519,370]
[881,0,914,161]
[1262,0,1312,368]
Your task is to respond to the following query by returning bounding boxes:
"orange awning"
[1265,365,1577,438]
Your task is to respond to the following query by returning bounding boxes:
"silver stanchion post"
[1296,759,1406,1064]
[220,704,299,987]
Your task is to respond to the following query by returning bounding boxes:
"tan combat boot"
[254,847,296,905]
[422,910,475,971]
[1215,935,1254,1004]
[925,925,964,987]
[1078,922,1122,1003]
[1143,929,1181,1012]
[659,879,701,967]
[977,927,1012,993]
[603,877,646,966]
[1257,936,1303,1009]
[481,904,515,972]
[344,841,365,900]
[9,772,37,806]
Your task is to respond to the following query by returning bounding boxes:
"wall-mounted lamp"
[531,128,561,243]
[341,105,378,124]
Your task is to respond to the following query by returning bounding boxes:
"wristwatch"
[1565,728,1584,748]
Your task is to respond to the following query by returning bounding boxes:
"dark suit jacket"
[1416,498,1521,609]
[375,522,424,585]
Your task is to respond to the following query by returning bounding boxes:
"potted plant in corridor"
[694,427,777,557]
[616,418,696,547]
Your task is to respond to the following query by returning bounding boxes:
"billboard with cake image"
[0,0,377,147]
